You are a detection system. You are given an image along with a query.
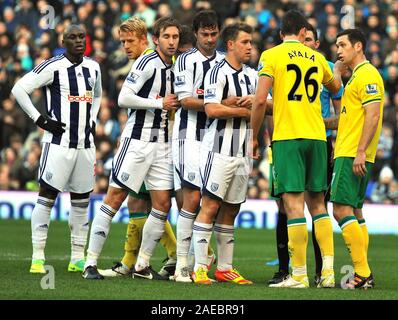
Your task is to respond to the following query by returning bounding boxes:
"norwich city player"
[98,17,179,279]
[268,24,344,287]
[251,10,342,288]
[332,29,384,289]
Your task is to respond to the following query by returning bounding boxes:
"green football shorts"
[330,157,373,209]
[128,183,150,200]
[128,183,176,200]
[272,139,327,195]
[269,163,280,200]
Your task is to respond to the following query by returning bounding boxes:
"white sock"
[69,198,89,263]
[214,223,234,271]
[135,208,168,271]
[192,221,213,272]
[187,241,195,272]
[176,209,196,270]
[31,196,55,261]
[85,204,116,268]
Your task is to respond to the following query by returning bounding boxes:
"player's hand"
[334,60,350,77]
[222,96,239,107]
[163,94,179,111]
[353,150,367,177]
[249,139,260,160]
[237,96,253,109]
[35,115,66,136]
[91,121,96,137]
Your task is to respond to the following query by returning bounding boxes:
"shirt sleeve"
[122,58,154,95]
[320,55,334,85]
[358,74,383,107]
[174,54,194,101]
[92,66,102,121]
[204,66,225,105]
[16,61,54,94]
[258,50,275,79]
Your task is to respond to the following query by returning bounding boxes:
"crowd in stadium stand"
[0,0,397,204]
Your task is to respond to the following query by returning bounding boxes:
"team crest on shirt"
[188,172,195,181]
[126,72,140,84]
[121,172,130,182]
[365,84,378,94]
[46,172,53,181]
[205,88,216,99]
[175,75,186,87]
[88,77,94,88]
[248,84,255,94]
[211,183,219,192]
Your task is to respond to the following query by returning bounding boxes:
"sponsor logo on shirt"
[68,94,93,103]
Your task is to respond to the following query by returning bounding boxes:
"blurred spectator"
[0,98,26,149]
[174,0,196,26]
[370,166,395,203]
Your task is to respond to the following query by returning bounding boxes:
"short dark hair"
[281,10,310,36]
[221,23,253,48]
[193,10,220,33]
[152,17,181,38]
[337,28,367,52]
[306,23,318,42]
[179,24,196,48]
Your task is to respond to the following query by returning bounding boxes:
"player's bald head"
[63,24,85,39]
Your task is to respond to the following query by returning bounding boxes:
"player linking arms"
[83,17,180,280]
[192,23,256,285]
[98,17,178,279]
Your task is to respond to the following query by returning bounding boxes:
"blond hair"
[119,16,148,39]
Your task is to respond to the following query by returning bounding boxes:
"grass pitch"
[0,219,397,300]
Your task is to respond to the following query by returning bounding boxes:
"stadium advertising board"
[0,191,397,235]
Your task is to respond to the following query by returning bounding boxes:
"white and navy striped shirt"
[121,51,174,143]
[17,54,102,149]
[202,59,258,157]
[173,48,224,141]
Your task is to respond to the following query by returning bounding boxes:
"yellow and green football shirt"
[334,60,384,163]
[258,40,334,141]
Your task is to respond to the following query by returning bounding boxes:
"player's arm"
[174,54,204,111]
[203,69,249,119]
[118,64,178,111]
[354,101,381,177]
[251,75,273,159]
[324,98,341,130]
[204,103,250,119]
[11,64,65,135]
[323,60,343,95]
[91,67,103,136]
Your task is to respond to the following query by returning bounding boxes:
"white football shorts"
[200,149,250,204]
[110,137,174,193]
[172,139,202,191]
[38,143,96,193]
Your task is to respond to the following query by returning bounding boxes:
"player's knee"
[183,190,201,212]
[39,186,58,200]
[104,187,128,209]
